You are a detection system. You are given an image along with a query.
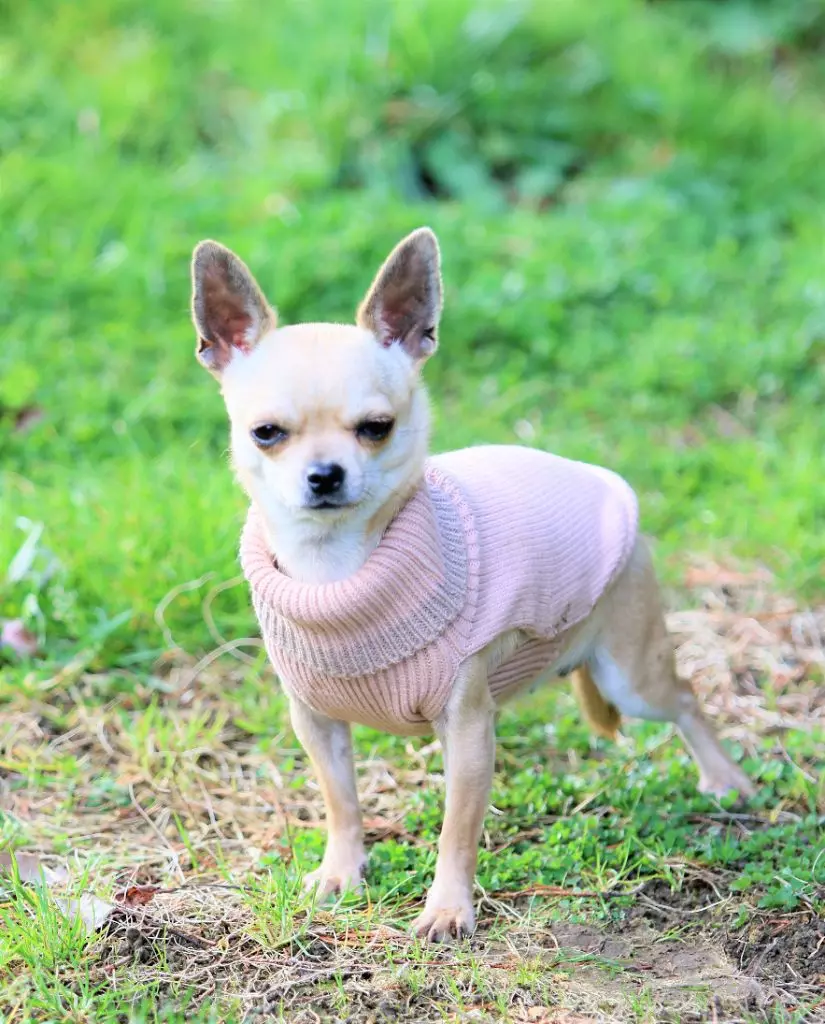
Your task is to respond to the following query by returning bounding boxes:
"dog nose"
[307,462,345,497]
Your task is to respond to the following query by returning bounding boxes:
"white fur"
[221,323,429,582]
[588,647,668,720]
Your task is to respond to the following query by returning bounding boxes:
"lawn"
[1,0,824,1020]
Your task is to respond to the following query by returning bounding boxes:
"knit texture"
[241,445,638,731]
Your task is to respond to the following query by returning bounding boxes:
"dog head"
[191,228,442,548]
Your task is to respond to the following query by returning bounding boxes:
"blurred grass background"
[1,0,824,671]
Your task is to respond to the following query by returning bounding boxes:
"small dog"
[190,228,755,941]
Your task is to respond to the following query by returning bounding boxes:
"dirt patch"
[84,890,582,1022]
[492,871,825,1022]
[630,876,825,991]
[724,911,825,990]
[74,883,821,1023]
[533,919,763,1023]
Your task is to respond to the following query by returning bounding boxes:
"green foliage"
[1,0,824,664]
[345,690,825,912]
[1,1,824,1018]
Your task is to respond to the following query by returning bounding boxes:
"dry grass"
[1,561,823,1022]
[671,561,825,738]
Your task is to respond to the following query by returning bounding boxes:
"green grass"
[1,0,824,1021]
[2,671,822,1020]
[2,0,825,661]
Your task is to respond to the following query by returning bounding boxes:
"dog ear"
[356,227,442,362]
[191,241,276,373]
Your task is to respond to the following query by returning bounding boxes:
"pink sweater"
[240,446,638,732]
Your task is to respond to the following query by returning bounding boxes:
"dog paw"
[302,855,366,900]
[699,766,756,802]
[411,901,475,943]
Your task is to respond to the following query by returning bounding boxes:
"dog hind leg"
[586,539,756,799]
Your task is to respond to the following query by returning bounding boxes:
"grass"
[1,0,824,1020]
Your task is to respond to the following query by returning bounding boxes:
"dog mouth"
[303,497,355,512]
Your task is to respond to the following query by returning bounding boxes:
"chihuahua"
[190,228,755,942]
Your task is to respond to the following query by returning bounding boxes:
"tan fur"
[572,664,621,739]
[288,696,366,896]
[190,228,758,943]
[412,652,494,941]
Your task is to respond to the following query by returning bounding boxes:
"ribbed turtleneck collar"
[239,465,473,677]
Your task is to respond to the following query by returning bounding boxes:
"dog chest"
[241,445,638,731]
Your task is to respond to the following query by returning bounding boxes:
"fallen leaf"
[362,815,410,838]
[114,884,160,907]
[0,620,38,657]
[523,1011,597,1024]
[6,522,43,584]
[0,851,68,885]
[496,884,598,900]
[55,894,115,930]
[1,851,113,931]
[274,840,294,865]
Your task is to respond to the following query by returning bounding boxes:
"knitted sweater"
[240,446,638,732]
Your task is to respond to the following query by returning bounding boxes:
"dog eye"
[250,424,288,448]
[356,418,395,443]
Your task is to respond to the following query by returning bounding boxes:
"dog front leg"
[289,695,367,897]
[412,654,495,942]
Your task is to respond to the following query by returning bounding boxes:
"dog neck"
[257,475,423,584]
[264,514,386,583]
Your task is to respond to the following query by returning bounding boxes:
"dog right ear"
[357,227,442,363]
[191,241,276,374]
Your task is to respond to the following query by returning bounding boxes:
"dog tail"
[572,664,621,739]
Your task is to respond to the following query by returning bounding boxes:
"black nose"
[307,462,345,497]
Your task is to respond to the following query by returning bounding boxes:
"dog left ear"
[357,227,442,362]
